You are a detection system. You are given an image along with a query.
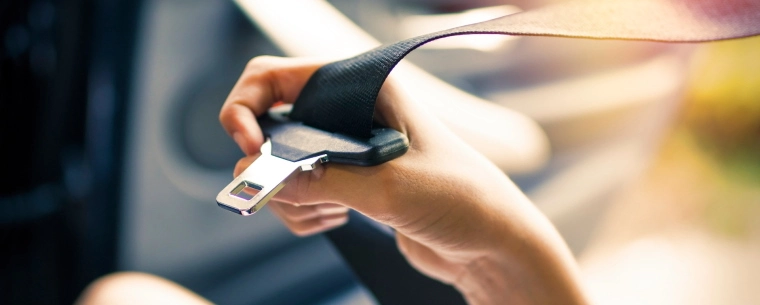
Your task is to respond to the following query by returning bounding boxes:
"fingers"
[220,56,326,155]
[234,155,350,236]
[233,155,257,177]
[223,56,462,225]
[268,201,349,236]
[232,146,394,216]
[232,149,415,224]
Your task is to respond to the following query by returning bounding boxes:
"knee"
[76,272,209,305]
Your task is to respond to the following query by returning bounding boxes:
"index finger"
[219,56,326,155]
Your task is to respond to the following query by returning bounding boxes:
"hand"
[220,56,588,304]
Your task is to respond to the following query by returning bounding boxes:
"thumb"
[232,153,394,217]
[271,159,399,217]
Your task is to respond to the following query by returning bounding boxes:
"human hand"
[220,56,587,304]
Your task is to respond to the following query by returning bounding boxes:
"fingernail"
[233,132,250,155]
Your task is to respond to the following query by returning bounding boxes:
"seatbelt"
[290,0,760,138]
[281,1,760,303]
[270,1,760,304]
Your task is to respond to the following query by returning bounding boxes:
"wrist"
[454,254,516,305]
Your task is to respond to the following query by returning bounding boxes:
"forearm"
[454,203,588,305]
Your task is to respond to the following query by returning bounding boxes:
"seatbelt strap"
[289,0,760,138]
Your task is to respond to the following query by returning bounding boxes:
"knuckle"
[218,104,237,125]
[245,55,281,74]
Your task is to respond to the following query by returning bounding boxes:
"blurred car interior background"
[2,0,759,304]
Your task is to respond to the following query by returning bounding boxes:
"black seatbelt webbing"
[289,0,760,138]
[280,1,760,304]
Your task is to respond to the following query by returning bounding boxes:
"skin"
[77,272,212,305]
[219,56,589,305]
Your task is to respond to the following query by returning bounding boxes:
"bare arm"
[220,56,588,304]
